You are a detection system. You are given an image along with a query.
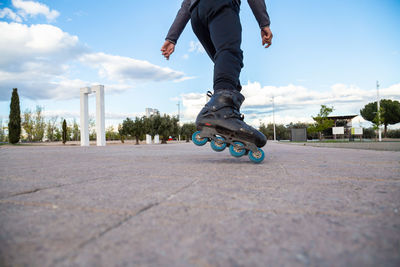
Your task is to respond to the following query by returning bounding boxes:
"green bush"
[387,129,400,138]
[362,128,375,139]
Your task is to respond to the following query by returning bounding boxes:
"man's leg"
[191,1,243,92]
[209,4,243,92]
[191,6,216,65]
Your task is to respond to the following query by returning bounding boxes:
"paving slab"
[0,142,399,266]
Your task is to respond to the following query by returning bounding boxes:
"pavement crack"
[1,176,110,200]
[7,188,42,197]
[52,179,198,265]
[167,179,198,201]
[53,203,158,265]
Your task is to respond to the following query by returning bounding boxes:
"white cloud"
[380,83,400,98]
[241,81,400,109]
[248,115,314,128]
[0,7,22,22]
[0,21,188,101]
[80,52,186,82]
[178,92,208,122]
[176,81,400,126]
[173,76,196,83]
[0,21,87,100]
[189,41,205,54]
[12,0,59,22]
[0,22,85,72]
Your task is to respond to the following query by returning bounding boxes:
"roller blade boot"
[192,89,267,163]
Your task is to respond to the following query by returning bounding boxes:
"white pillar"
[146,134,152,144]
[80,87,91,146]
[80,85,106,147]
[94,85,106,146]
[154,135,160,144]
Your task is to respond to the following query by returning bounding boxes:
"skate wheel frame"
[192,128,265,163]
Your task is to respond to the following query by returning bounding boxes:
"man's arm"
[165,0,191,45]
[247,0,270,29]
[162,0,191,60]
[247,0,272,48]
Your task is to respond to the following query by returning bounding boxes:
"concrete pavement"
[289,141,400,151]
[0,142,399,266]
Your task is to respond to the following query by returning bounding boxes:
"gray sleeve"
[247,0,270,28]
[165,0,191,44]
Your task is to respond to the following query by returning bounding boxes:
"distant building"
[328,115,357,138]
[145,108,159,118]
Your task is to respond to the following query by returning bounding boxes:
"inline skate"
[192,89,267,163]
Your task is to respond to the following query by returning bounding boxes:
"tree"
[54,127,62,141]
[71,119,80,141]
[307,105,334,140]
[46,116,58,142]
[8,88,21,144]
[259,123,290,140]
[22,109,34,141]
[62,119,67,144]
[360,99,400,137]
[180,123,196,142]
[105,126,120,141]
[118,123,125,143]
[121,117,135,142]
[131,117,145,144]
[22,106,45,142]
[148,113,162,138]
[88,117,96,141]
[32,106,45,142]
[0,118,5,142]
[157,114,179,144]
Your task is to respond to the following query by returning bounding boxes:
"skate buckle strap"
[224,110,245,120]
[207,91,213,98]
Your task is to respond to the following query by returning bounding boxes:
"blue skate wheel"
[229,141,246,157]
[248,148,265,163]
[210,136,227,152]
[192,131,208,146]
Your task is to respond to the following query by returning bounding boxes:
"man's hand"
[161,40,175,60]
[261,26,273,48]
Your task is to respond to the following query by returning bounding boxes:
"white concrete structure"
[154,135,160,144]
[145,108,159,118]
[146,134,152,144]
[145,108,159,145]
[80,85,105,146]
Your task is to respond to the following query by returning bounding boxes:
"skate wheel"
[210,136,226,152]
[192,131,208,146]
[248,148,265,163]
[229,141,246,157]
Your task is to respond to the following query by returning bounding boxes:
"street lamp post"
[177,101,181,141]
[377,81,382,142]
[272,95,276,141]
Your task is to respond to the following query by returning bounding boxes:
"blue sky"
[0,0,399,129]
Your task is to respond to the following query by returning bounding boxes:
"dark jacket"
[166,0,270,44]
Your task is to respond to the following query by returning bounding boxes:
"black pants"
[191,0,243,92]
